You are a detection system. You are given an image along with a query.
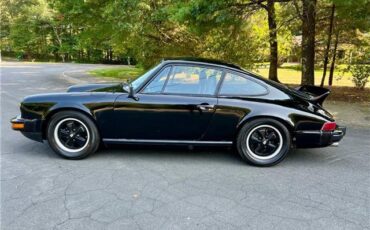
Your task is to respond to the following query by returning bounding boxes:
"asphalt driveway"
[1,62,369,230]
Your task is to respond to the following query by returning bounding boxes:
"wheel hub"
[246,125,283,160]
[54,118,90,153]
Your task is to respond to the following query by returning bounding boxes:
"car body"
[11,58,346,166]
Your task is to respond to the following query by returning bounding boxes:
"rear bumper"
[11,115,43,142]
[295,126,346,148]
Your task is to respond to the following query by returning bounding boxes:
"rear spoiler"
[295,85,330,105]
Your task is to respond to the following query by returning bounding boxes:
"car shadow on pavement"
[92,144,247,165]
[18,141,330,166]
[90,144,327,166]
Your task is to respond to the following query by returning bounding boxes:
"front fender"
[20,92,120,139]
[46,103,93,120]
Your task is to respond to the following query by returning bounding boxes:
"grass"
[89,66,145,81]
[254,63,358,88]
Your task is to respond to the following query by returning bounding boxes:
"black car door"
[113,64,223,140]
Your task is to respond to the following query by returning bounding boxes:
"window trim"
[216,70,269,97]
[132,64,166,93]
[140,65,173,95]
[157,64,225,98]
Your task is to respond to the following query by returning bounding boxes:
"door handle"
[196,104,215,111]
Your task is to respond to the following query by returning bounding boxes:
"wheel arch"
[235,115,294,139]
[42,107,98,139]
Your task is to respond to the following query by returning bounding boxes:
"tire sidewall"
[47,111,99,159]
[237,118,291,166]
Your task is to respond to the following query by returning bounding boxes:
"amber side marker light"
[12,123,25,130]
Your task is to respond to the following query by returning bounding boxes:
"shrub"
[348,65,370,90]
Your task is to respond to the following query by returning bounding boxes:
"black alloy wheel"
[47,111,100,159]
[55,118,89,151]
[247,125,282,158]
[237,118,291,166]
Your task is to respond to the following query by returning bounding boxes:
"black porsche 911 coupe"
[11,58,346,166]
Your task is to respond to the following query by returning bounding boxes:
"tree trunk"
[87,49,90,61]
[301,0,316,85]
[109,49,113,61]
[267,0,279,82]
[328,30,339,87]
[320,4,335,87]
[53,52,57,62]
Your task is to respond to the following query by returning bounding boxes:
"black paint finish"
[12,58,345,148]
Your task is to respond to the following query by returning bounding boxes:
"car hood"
[67,83,125,93]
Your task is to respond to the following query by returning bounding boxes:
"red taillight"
[321,122,336,131]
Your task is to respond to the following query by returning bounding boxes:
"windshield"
[130,65,159,90]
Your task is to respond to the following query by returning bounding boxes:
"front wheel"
[236,118,291,166]
[47,111,100,159]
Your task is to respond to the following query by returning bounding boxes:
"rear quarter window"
[219,72,268,96]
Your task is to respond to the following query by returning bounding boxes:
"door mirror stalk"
[128,85,139,101]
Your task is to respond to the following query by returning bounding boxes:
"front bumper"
[11,115,43,142]
[295,126,346,148]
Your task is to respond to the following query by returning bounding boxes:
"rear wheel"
[236,118,291,166]
[47,111,100,159]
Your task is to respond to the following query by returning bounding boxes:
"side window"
[163,65,222,95]
[142,67,171,93]
[219,72,267,96]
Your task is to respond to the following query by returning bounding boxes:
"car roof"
[161,57,242,70]
[161,57,292,93]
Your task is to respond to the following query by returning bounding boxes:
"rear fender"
[236,107,328,135]
[237,114,294,134]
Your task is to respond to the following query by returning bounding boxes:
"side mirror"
[128,85,139,101]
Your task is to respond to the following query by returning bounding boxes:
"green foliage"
[348,65,370,89]
[1,0,369,79]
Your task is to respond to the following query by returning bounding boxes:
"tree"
[328,29,339,86]
[249,0,292,82]
[2,0,368,75]
[266,0,279,81]
[301,0,317,85]
[177,0,296,82]
[320,3,335,87]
